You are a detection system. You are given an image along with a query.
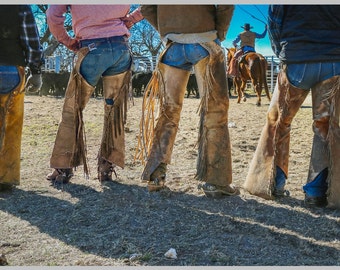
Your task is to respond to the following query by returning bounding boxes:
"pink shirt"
[47,5,143,48]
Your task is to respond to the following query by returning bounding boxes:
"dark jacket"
[140,5,234,41]
[268,5,340,63]
[0,6,26,66]
[0,5,42,71]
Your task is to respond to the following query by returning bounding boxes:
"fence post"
[270,55,274,93]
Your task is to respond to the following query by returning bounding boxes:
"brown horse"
[226,47,271,106]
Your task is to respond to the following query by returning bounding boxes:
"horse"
[226,47,271,106]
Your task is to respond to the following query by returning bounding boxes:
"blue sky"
[223,5,273,56]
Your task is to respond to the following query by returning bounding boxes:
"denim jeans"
[79,36,132,86]
[162,39,221,71]
[0,66,20,94]
[287,62,340,90]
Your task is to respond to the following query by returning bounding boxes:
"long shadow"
[0,180,339,266]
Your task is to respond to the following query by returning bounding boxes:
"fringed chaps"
[50,48,94,177]
[244,70,309,199]
[98,71,131,169]
[195,41,232,186]
[310,76,340,209]
[140,62,190,181]
[0,66,25,185]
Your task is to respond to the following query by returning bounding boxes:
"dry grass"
[0,91,339,266]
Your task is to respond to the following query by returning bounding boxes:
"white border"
[4,0,340,4]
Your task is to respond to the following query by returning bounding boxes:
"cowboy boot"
[303,76,340,208]
[97,71,131,182]
[0,66,25,186]
[141,62,190,191]
[194,43,237,197]
[46,168,74,184]
[244,70,309,199]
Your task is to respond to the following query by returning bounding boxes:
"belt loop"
[88,43,97,51]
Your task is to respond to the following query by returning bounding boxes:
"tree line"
[32,5,164,73]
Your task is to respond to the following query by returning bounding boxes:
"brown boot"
[199,183,239,198]
[0,183,14,192]
[147,163,167,192]
[46,169,73,184]
[98,158,116,182]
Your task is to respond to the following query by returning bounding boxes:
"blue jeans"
[79,36,132,86]
[162,39,221,71]
[0,66,20,94]
[287,62,340,90]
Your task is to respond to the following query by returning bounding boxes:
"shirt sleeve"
[268,5,284,57]
[140,5,158,30]
[255,27,267,39]
[215,5,234,41]
[46,5,74,49]
[127,6,144,24]
[232,35,241,47]
[20,5,43,71]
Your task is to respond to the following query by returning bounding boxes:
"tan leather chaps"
[98,71,131,169]
[141,62,190,181]
[313,76,340,208]
[244,70,340,208]
[0,66,25,185]
[50,47,131,176]
[50,48,94,175]
[141,41,232,187]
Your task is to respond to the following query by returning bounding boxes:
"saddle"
[238,51,253,64]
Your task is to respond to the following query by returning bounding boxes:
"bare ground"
[0,91,340,266]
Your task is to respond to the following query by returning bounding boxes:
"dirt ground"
[0,91,339,266]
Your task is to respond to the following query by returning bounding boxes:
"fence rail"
[43,54,280,93]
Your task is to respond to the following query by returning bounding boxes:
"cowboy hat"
[241,23,253,30]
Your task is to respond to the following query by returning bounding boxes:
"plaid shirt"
[267,5,284,58]
[19,5,43,70]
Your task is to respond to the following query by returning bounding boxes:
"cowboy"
[46,5,143,184]
[244,5,340,209]
[228,23,267,77]
[136,5,239,197]
[0,5,43,191]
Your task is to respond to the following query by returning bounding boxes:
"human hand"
[122,8,143,29]
[122,16,134,29]
[26,74,42,93]
[217,30,226,41]
[67,39,80,52]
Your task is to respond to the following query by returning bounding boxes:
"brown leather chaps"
[244,70,340,208]
[50,48,131,176]
[141,41,232,187]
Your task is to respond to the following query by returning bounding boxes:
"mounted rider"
[228,23,267,77]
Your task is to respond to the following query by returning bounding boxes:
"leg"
[244,70,309,199]
[0,67,25,187]
[142,62,190,190]
[97,71,131,182]
[240,79,247,102]
[234,78,243,103]
[252,79,262,107]
[304,76,340,208]
[327,77,340,208]
[194,43,237,197]
[48,49,95,182]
